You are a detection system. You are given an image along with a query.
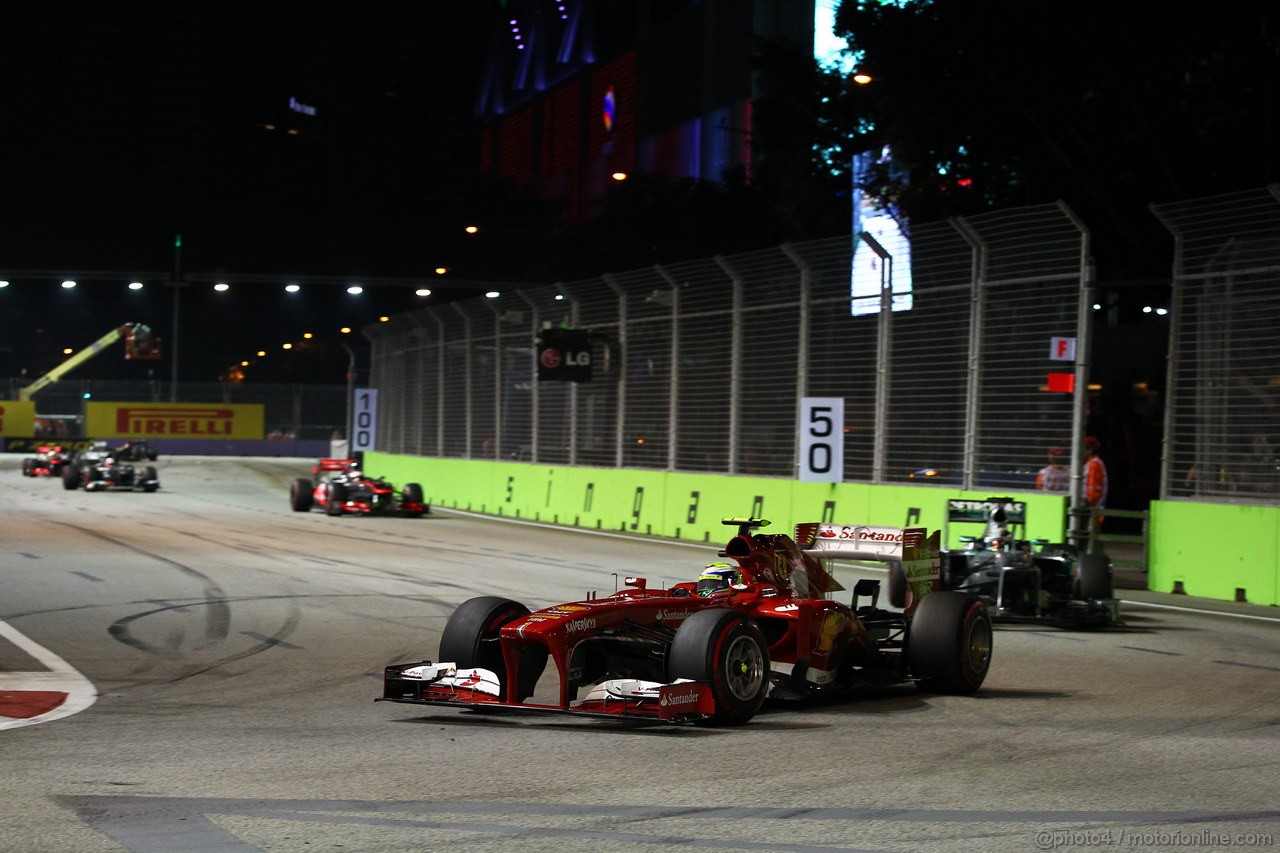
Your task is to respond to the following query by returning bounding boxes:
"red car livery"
[379,517,991,726]
[22,445,70,477]
[290,458,427,518]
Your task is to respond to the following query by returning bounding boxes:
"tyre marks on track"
[53,520,232,647]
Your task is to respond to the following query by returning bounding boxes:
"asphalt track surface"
[1,455,1277,853]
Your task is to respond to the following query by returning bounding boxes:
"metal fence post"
[451,303,473,458]
[781,244,810,479]
[603,274,627,469]
[1148,202,1182,503]
[517,290,541,463]
[1058,200,1094,547]
[715,256,744,474]
[858,231,893,484]
[429,310,445,457]
[484,300,504,460]
[567,285,580,465]
[657,265,680,472]
[951,216,985,493]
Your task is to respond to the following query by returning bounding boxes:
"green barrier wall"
[366,453,1280,606]
[367,453,1066,545]
[1149,500,1279,605]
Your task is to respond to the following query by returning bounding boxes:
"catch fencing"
[1152,185,1280,502]
[368,201,1094,500]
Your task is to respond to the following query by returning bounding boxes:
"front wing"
[377,661,715,724]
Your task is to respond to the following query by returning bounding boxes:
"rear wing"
[794,522,941,612]
[945,498,1026,525]
[313,458,354,474]
[943,497,1026,546]
[794,523,926,563]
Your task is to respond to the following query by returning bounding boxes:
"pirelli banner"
[0,401,37,437]
[86,402,265,440]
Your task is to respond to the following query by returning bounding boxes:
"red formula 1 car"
[22,445,71,477]
[290,458,427,517]
[379,517,992,726]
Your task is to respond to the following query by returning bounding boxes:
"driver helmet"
[696,562,742,597]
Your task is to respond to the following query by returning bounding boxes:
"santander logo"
[660,689,700,707]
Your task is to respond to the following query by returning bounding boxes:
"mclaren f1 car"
[290,458,427,517]
[379,516,992,726]
[21,445,71,477]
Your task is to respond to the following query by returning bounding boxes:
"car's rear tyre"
[908,591,992,695]
[62,466,80,490]
[439,596,542,702]
[291,478,314,512]
[325,482,347,516]
[1074,554,1113,600]
[401,483,425,517]
[22,459,34,477]
[668,609,769,726]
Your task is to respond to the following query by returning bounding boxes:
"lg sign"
[539,348,589,370]
[537,329,593,382]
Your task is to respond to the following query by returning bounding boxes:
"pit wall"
[366,453,1280,607]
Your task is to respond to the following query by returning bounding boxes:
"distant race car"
[21,445,71,477]
[379,516,992,727]
[931,497,1117,627]
[290,458,427,517]
[61,443,160,492]
[110,439,159,462]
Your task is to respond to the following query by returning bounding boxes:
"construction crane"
[18,323,161,401]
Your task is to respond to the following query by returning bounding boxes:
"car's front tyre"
[290,478,314,512]
[439,596,541,702]
[1073,554,1113,600]
[668,609,769,726]
[401,482,425,517]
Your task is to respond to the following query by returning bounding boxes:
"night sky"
[0,2,499,385]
